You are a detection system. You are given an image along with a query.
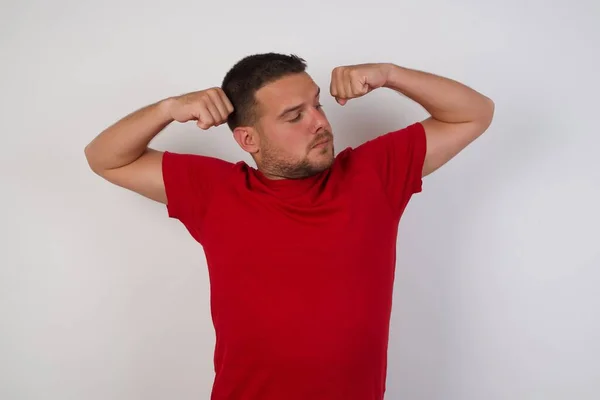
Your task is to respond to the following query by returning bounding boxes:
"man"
[85,53,494,399]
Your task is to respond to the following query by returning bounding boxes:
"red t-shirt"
[162,122,427,400]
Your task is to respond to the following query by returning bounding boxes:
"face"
[244,72,335,179]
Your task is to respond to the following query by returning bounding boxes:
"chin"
[263,146,335,179]
[285,156,332,179]
[309,154,334,173]
[314,145,334,163]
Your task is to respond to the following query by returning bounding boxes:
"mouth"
[312,138,331,148]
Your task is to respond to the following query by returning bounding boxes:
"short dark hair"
[221,53,307,130]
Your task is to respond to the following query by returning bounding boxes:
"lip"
[313,139,330,148]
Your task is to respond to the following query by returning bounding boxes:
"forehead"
[255,73,319,114]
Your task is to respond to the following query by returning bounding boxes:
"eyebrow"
[277,87,321,119]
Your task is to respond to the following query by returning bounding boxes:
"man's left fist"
[329,63,391,105]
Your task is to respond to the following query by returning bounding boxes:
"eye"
[289,113,302,122]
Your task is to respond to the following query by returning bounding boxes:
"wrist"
[381,63,404,89]
[158,97,177,122]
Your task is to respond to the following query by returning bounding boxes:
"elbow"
[485,96,495,119]
[478,96,495,130]
[84,143,103,176]
[84,143,94,169]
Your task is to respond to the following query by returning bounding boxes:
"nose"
[310,107,328,134]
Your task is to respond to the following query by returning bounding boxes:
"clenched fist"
[329,63,391,105]
[168,87,234,130]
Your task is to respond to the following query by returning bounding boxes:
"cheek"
[263,124,313,158]
[281,127,311,148]
[294,132,314,153]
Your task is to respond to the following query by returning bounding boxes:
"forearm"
[84,97,175,171]
[382,63,494,123]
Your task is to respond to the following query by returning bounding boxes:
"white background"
[1,0,599,399]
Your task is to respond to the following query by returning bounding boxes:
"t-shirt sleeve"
[161,151,234,225]
[352,122,427,216]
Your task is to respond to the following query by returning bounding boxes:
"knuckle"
[208,87,221,96]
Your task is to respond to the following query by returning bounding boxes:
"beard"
[259,131,335,179]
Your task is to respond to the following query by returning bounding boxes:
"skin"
[232,73,335,179]
[84,61,494,205]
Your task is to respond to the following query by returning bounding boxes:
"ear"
[233,126,260,155]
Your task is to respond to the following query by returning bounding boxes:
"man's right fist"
[168,87,234,130]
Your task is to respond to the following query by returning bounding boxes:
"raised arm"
[84,88,233,203]
[330,62,494,177]
[381,64,495,177]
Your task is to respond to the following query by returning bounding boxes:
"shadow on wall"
[329,90,426,152]
[150,119,253,166]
